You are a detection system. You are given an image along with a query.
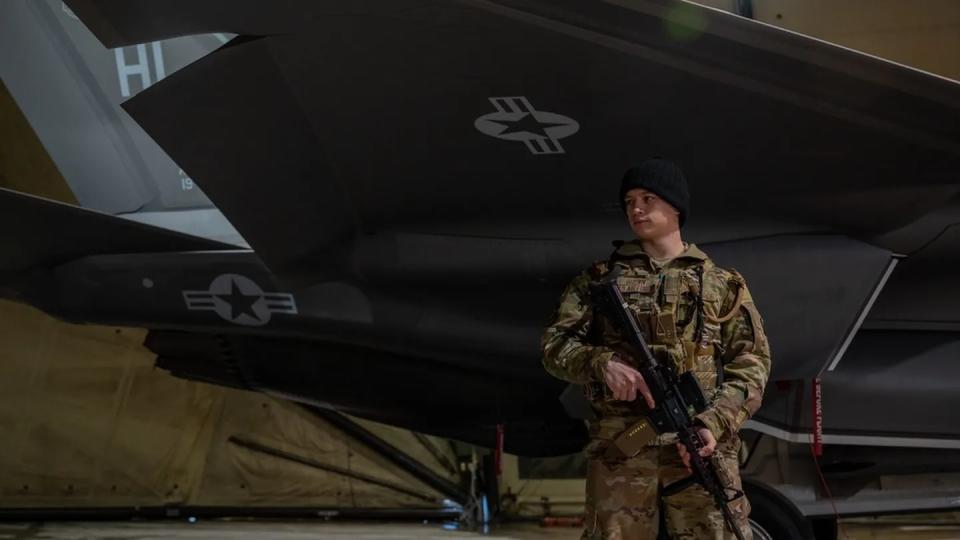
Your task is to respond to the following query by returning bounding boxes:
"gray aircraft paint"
[825,257,900,372]
[744,420,960,451]
[0,0,233,219]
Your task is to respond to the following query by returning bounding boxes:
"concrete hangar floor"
[2,518,960,540]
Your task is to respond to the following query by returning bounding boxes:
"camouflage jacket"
[541,240,771,443]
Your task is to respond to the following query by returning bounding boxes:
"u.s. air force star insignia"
[183,274,297,327]
[474,97,579,155]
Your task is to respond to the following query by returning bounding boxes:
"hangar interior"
[2,0,960,539]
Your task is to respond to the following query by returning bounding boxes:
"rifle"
[589,268,746,540]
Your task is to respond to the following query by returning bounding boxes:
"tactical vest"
[584,253,745,424]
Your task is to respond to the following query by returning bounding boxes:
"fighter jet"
[2,0,960,537]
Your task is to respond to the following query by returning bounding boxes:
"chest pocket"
[618,276,655,294]
[617,276,656,311]
[661,273,680,305]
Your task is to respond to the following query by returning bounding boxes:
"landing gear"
[743,480,816,540]
[809,516,839,540]
[749,517,775,540]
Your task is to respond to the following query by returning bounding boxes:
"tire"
[809,517,839,540]
[749,518,774,540]
[743,480,815,540]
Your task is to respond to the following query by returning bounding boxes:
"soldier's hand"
[603,356,655,409]
[677,427,717,472]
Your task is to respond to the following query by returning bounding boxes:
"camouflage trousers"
[582,435,752,540]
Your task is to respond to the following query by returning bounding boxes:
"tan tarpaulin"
[0,79,77,204]
[0,300,460,509]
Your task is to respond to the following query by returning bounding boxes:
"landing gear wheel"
[749,518,774,540]
[743,480,815,540]
[809,517,839,540]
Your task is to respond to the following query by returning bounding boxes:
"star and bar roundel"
[474,96,580,155]
[183,274,297,327]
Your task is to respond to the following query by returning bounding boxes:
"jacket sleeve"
[695,275,772,440]
[541,271,618,384]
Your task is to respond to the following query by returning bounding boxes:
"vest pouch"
[650,311,678,345]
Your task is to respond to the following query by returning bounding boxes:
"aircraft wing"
[0,187,237,313]
[0,188,234,271]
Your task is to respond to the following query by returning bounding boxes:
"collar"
[613,240,709,264]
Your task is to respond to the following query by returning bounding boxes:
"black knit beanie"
[619,157,690,227]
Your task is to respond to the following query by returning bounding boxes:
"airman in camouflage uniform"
[541,158,771,539]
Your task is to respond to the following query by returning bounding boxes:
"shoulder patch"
[703,265,745,312]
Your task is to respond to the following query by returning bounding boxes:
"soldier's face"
[624,188,680,239]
